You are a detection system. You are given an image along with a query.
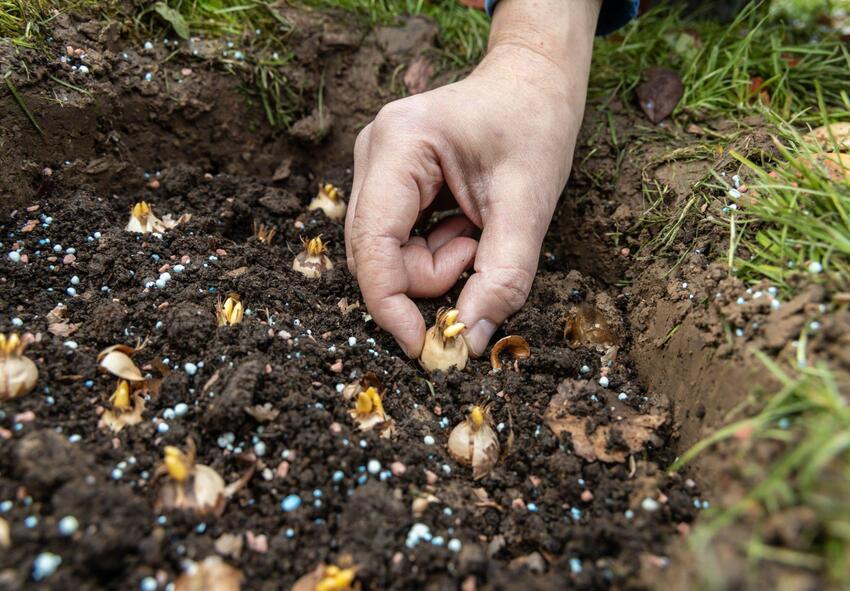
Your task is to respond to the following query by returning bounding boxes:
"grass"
[0,0,110,47]
[587,4,850,587]
[672,353,850,587]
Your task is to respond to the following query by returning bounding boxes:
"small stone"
[7,251,21,263]
[390,461,406,476]
[581,490,594,502]
[423,435,435,445]
[11,317,23,327]
[367,459,381,475]
[281,494,301,512]
[58,516,79,536]
[641,497,660,512]
[32,552,62,581]
[140,576,158,591]
[253,442,267,457]
[598,376,609,388]
[174,403,189,417]
[184,362,198,376]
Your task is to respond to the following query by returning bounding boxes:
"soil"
[0,6,843,591]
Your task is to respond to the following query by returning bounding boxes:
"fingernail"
[465,319,498,357]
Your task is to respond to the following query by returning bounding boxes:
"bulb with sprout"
[419,307,468,372]
[216,293,244,326]
[292,236,333,279]
[0,333,38,400]
[155,438,227,516]
[154,438,254,517]
[448,404,499,479]
[101,379,146,432]
[308,183,347,220]
[125,201,165,234]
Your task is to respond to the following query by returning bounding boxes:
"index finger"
[349,150,436,357]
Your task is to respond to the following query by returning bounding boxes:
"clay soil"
[1,6,841,591]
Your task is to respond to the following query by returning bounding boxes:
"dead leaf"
[636,67,683,124]
[174,556,243,591]
[545,379,669,463]
[46,304,79,337]
[244,404,279,423]
[804,122,850,151]
[457,0,485,8]
[272,157,292,181]
[404,56,433,95]
[798,152,850,182]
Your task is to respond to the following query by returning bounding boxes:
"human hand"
[345,0,601,358]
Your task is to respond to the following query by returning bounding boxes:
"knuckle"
[490,266,533,312]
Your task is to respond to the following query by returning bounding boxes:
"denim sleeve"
[484,0,640,36]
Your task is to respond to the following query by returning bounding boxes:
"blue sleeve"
[484,0,640,36]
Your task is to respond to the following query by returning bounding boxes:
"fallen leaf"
[457,0,485,8]
[404,56,433,96]
[636,67,683,124]
[46,304,79,337]
[545,379,669,463]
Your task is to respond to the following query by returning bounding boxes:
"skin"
[345,0,603,357]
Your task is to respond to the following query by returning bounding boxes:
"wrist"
[485,0,601,89]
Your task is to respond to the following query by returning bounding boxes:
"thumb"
[455,181,552,357]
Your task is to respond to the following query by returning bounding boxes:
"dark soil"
[0,6,839,591]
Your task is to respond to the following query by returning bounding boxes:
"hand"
[345,0,601,357]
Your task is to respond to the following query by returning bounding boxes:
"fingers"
[403,236,477,298]
[456,177,551,357]
[349,101,446,356]
[346,123,372,277]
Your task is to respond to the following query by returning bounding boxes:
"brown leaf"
[545,379,669,463]
[272,157,292,181]
[457,0,485,8]
[804,122,850,151]
[636,67,683,124]
[404,56,433,96]
[46,304,79,337]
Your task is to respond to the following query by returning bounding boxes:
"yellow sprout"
[216,293,244,326]
[322,184,341,202]
[132,201,150,218]
[315,565,357,591]
[164,446,190,483]
[347,382,393,437]
[0,333,38,401]
[470,405,485,429]
[306,236,326,257]
[111,380,132,410]
[0,333,24,356]
[354,387,384,418]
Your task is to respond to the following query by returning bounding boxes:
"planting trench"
[0,8,837,591]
